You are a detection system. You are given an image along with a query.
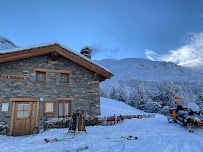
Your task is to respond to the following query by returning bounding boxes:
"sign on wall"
[1,74,27,81]
[2,103,9,112]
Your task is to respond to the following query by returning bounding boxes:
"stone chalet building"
[0,42,113,136]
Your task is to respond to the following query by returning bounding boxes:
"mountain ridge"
[95,58,203,82]
[0,36,17,51]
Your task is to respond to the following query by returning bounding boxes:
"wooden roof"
[0,43,113,81]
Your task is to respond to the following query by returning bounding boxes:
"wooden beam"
[51,52,59,61]
[92,73,106,82]
[0,98,4,101]
[92,73,98,80]
[9,98,40,102]
[48,61,58,64]
[33,68,72,74]
[56,98,74,101]
[0,46,56,63]
[56,47,113,79]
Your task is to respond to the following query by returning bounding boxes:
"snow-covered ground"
[100,97,145,116]
[0,97,203,152]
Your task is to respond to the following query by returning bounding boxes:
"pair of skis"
[106,136,139,142]
[30,137,88,152]
[67,146,89,152]
[30,137,74,144]
[43,138,64,143]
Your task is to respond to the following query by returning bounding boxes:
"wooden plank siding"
[35,102,40,130]
[9,102,16,136]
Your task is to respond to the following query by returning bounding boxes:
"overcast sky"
[0,0,203,64]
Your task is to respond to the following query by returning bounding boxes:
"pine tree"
[100,89,107,98]
[136,86,146,110]
[116,87,127,102]
[109,86,117,99]
[129,92,137,107]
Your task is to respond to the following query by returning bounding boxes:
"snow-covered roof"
[0,42,113,74]
[59,44,112,74]
[0,42,54,54]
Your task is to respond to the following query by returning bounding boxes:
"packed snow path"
[0,98,202,152]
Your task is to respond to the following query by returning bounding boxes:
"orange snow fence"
[103,114,155,125]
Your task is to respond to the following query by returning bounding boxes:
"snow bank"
[100,97,145,116]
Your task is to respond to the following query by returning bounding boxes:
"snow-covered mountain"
[96,58,203,113]
[96,58,203,81]
[0,36,17,51]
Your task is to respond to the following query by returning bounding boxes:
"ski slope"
[0,97,203,152]
[100,97,145,116]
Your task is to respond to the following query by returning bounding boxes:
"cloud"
[145,50,161,61]
[90,45,127,60]
[145,33,203,67]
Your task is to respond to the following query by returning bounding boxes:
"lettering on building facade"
[1,74,27,81]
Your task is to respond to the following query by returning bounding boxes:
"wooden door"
[13,102,38,136]
[30,102,37,133]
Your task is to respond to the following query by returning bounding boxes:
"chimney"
[80,46,92,59]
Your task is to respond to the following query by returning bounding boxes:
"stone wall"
[0,54,100,130]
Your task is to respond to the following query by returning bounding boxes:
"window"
[58,101,71,117]
[32,104,35,117]
[60,73,69,83]
[36,71,46,82]
[2,103,9,112]
[44,101,55,114]
[17,104,30,118]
